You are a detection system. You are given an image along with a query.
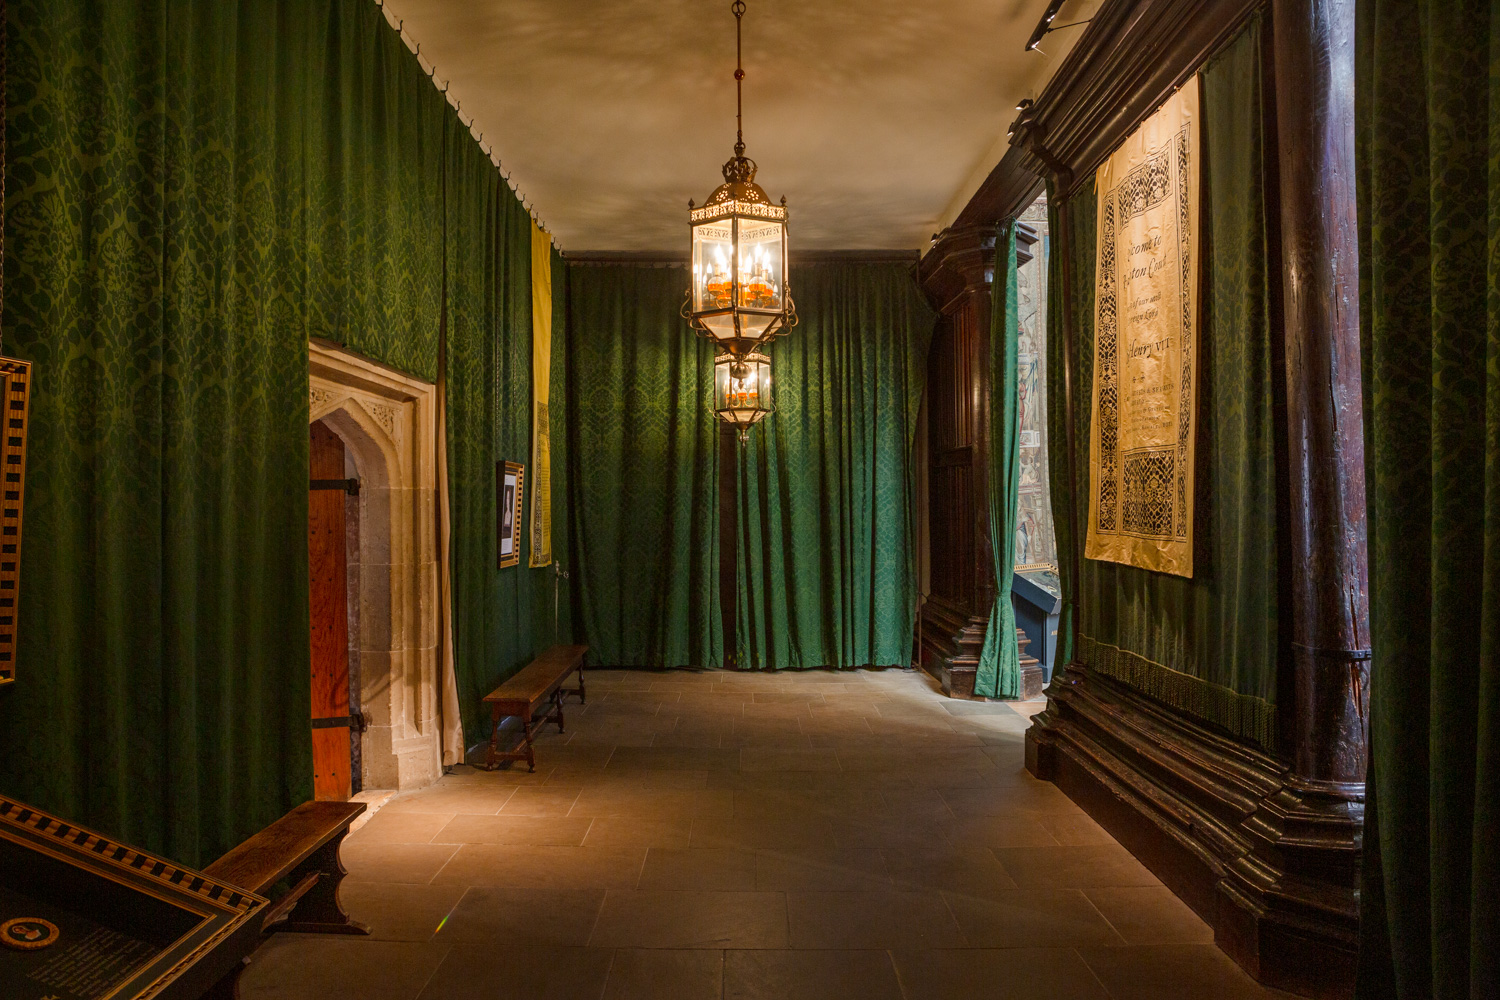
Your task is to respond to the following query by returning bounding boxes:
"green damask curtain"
[543,248,572,646]
[303,0,445,382]
[976,226,1022,698]
[1045,184,1078,671]
[1354,2,1500,996]
[0,0,313,866]
[443,116,547,743]
[564,265,722,669]
[1047,19,1280,748]
[734,260,934,670]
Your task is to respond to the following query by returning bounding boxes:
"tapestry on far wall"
[1085,79,1201,578]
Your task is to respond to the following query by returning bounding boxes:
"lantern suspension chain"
[733,0,746,158]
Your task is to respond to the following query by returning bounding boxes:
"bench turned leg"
[522,715,536,772]
[554,690,566,735]
[274,829,372,936]
[578,665,586,705]
[486,702,502,772]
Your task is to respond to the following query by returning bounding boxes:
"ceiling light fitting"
[1024,0,1091,52]
[683,1,795,444]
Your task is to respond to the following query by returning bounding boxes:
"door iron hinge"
[311,713,368,733]
[310,478,360,496]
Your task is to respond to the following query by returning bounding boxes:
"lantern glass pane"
[692,221,735,313]
[701,312,737,342]
[747,310,782,342]
[734,221,784,311]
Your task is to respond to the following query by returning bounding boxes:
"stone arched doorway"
[309,341,443,795]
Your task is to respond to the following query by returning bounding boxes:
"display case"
[0,795,266,1000]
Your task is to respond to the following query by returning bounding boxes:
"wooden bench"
[203,800,370,936]
[483,644,589,771]
[200,800,369,997]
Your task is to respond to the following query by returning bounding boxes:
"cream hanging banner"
[1085,79,1201,578]
[528,224,553,568]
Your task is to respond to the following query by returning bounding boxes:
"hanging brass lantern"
[713,352,773,443]
[684,0,796,360]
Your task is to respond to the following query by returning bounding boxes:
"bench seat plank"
[203,800,365,895]
[485,644,588,714]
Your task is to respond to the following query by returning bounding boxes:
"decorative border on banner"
[1075,633,1277,751]
[1096,188,1119,532]
[1174,123,1193,539]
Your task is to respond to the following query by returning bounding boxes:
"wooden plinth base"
[919,596,1044,700]
[1025,664,1360,999]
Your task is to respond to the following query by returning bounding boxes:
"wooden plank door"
[309,422,351,801]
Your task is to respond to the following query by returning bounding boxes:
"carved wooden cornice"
[919,223,1039,317]
[1005,0,1262,201]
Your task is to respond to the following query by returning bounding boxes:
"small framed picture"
[498,461,524,569]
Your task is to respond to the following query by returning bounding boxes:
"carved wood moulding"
[1027,666,1359,999]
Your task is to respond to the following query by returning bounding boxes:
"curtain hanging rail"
[373,0,559,250]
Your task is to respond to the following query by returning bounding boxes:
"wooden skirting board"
[1026,664,1359,1000]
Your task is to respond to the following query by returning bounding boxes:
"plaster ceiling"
[380,0,1100,251]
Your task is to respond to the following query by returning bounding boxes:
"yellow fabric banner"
[1085,79,1201,578]
[528,224,553,568]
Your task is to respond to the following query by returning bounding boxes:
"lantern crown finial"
[722,153,756,187]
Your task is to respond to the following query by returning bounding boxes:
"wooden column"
[1269,0,1370,788]
[1210,3,1368,994]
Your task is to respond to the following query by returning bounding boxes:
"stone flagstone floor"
[240,667,1291,999]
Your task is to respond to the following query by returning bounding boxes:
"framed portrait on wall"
[498,461,524,569]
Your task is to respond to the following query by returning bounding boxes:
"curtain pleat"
[733,261,935,671]
[1354,1,1500,995]
[976,225,1023,698]
[564,265,722,669]
[303,0,443,381]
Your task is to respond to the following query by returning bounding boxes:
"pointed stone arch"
[309,341,444,793]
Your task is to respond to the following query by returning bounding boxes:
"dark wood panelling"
[1028,666,1358,999]
[1003,1,1366,996]
[1267,0,1370,787]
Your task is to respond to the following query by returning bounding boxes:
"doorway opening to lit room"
[917,193,1059,701]
[1009,194,1062,688]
